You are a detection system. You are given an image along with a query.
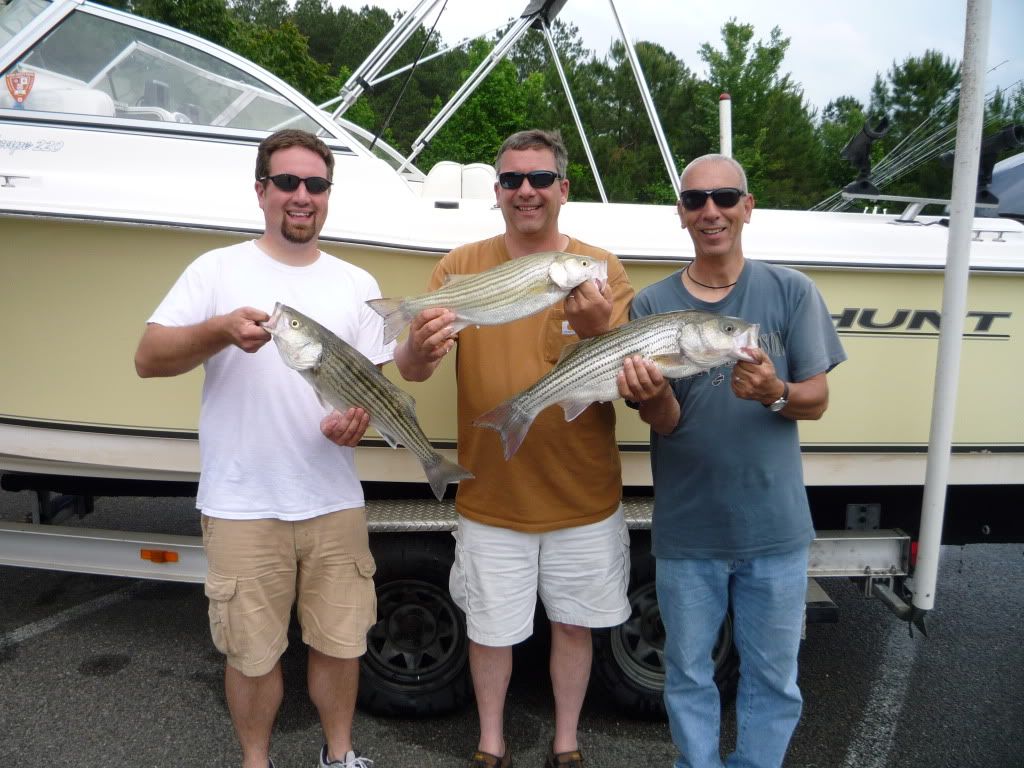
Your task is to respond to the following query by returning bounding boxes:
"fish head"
[260,302,323,371]
[677,312,759,367]
[548,252,609,291]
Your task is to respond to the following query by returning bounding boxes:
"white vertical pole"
[913,0,991,612]
[719,93,732,158]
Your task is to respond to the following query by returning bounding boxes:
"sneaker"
[470,750,511,768]
[543,743,583,768]
[319,743,374,768]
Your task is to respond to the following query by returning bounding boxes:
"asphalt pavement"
[1,491,1021,768]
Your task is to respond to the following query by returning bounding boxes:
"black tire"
[358,533,472,717]
[592,533,739,719]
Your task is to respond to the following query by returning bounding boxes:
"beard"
[280,216,317,244]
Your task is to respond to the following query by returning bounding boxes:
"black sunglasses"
[679,187,746,211]
[259,173,333,194]
[498,170,561,190]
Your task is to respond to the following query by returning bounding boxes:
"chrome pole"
[605,0,680,195]
[541,20,608,203]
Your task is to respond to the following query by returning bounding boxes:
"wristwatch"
[764,381,790,412]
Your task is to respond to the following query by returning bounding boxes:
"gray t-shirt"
[631,259,846,559]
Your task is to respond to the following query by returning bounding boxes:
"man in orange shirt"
[395,129,634,768]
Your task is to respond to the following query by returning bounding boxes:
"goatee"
[282,221,316,244]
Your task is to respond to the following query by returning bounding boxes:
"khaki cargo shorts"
[201,508,377,677]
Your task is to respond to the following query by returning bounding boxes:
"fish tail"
[473,400,534,460]
[365,297,408,344]
[424,453,474,501]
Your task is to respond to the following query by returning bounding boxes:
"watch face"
[770,398,788,412]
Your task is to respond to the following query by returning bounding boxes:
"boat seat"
[462,162,497,200]
[422,160,463,200]
[422,160,497,201]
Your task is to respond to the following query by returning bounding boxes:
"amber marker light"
[140,549,180,564]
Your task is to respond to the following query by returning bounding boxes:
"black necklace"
[684,264,737,289]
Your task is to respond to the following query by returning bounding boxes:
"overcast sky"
[331,0,1023,114]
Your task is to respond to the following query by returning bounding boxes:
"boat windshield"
[0,0,48,50]
[0,2,323,133]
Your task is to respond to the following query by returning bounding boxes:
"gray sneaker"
[319,744,374,768]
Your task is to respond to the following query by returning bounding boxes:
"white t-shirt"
[148,240,395,520]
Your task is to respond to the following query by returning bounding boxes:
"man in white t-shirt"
[135,129,388,768]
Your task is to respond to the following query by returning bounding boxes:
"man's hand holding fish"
[319,407,371,448]
[564,276,612,338]
[395,306,458,382]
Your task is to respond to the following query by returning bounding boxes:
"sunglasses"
[498,170,562,190]
[259,173,333,194]
[679,187,746,211]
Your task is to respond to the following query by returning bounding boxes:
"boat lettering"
[832,308,1012,338]
[0,136,33,155]
[31,139,64,152]
[0,136,63,154]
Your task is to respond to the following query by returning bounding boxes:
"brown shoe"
[544,744,584,768]
[470,750,511,768]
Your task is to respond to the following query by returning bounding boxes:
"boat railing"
[841,191,999,224]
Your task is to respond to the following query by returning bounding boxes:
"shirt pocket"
[542,306,578,364]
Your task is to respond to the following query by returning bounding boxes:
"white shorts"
[449,506,631,646]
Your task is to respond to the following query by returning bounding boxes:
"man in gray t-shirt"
[617,154,845,768]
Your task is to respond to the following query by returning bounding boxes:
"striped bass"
[262,302,473,499]
[366,250,608,343]
[474,310,760,459]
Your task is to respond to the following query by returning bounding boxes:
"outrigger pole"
[912,0,992,629]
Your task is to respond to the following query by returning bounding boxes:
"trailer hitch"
[871,581,928,637]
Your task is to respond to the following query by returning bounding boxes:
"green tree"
[585,41,701,203]
[868,51,960,199]
[817,96,873,193]
[696,20,825,208]
[230,20,340,105]
[126,0,237,47]
[228,0,289,27]
[418,39,544,169]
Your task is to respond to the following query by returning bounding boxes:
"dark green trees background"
[108,0,1024,210]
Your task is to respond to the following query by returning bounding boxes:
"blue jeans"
[656,548,808,768]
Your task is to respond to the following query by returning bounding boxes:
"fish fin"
[392,386,417,412]
[651,352,688,366]
[374,425,401,450]
[651,352,704,379]
[473,399,534,460]
[423,453,474,501]
[559,400,592,422]
[365,297,408,344]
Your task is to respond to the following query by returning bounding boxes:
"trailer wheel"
[358,534,471,717]
[592,535,739,719]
